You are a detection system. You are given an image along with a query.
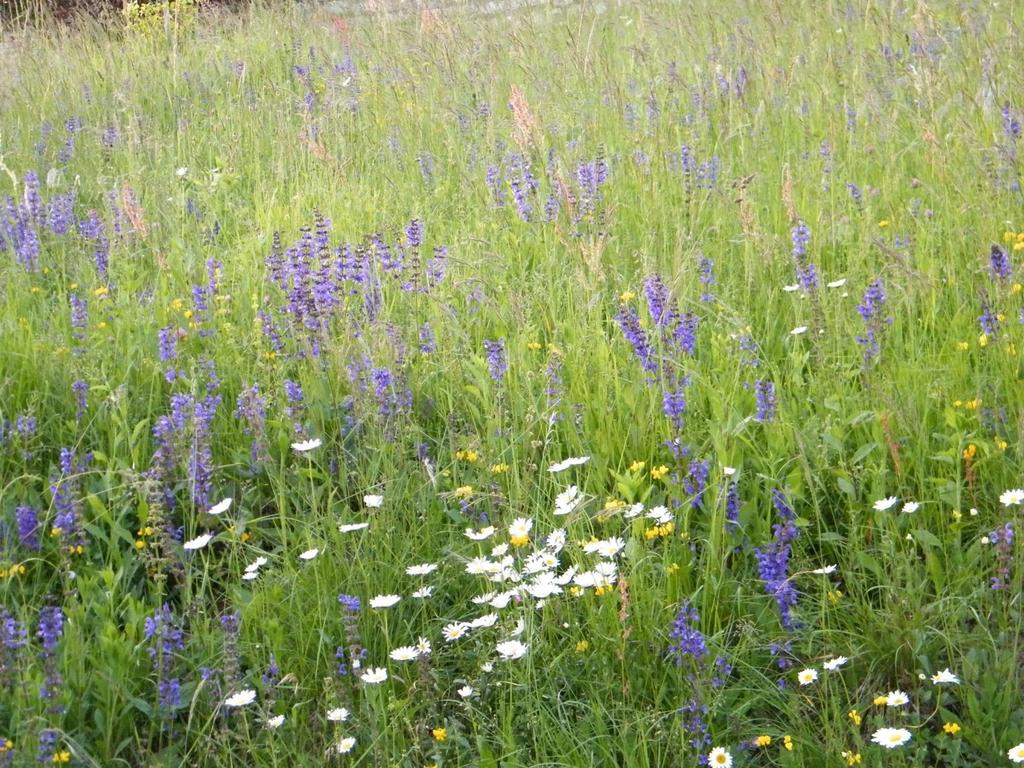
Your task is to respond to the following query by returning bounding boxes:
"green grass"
[1,0,1023,765]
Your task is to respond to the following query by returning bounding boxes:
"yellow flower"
[962,444,977,461]
[30,286,41,294]
[456,449,479,463]
[951,509,962,522]
[650,465,669,480]
[240,531,253,542]
[629,460,645,472]
[431,727,447,742]
[52,751,71,764]
[509,534,529,547]
[957,341,969,351]
[754,735,772,747]
[979,333,989,347]
[827,590,842,604]
[873,694,888,706]
[0,739,13,752]
[453,486,473,500]
[1013,283,1023,294]
[878,219,890,228]
[619,290,636,302]
[50,526,64,538]
[526,341,542,351]
[848,709,862,726]
[841,751,862,765]
[965,399,981,410]
[575,640,590,653]
[569,586,584,597]
[94,285,109,298]
[1004,231,1015,242]
[489,463,509,474]
[134,540,146,550]
[603,498,626,511]
[594,584,613,596]
[667,562,680,574]
[783,735,793,751]
[943,722,961,735]
[997,438,1008,451]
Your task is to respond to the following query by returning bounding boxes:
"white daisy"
[470,613,499,629]
[241,571,260,581]
[207,497,232,515]
[184,533,213,551]
[1000,488,1024,507]
[508,517,533,539]
[798,668,818,685]
[369,594,400,609]
[326,707,349,722]
[827,278,847,288]
[363,494,383,508]
[722,466,737,476]
[291,438,322,452]
[823,656,848,671]
[1009,743,1024,763]
[406,562,438,576]
[176,166,188,178]
[495,640,528,660]
[244,556,268,573]
[336,736,356,754]
[554,485,583,516]
[265,715,285,730]
[707,747,733,767]
[545,529,567,552]
[457,685,474,698]
[339,522,369,533]
[389,646,420,662]
[223,689,256,707]
[547,456,590,473]
[790,325,808,335]
[782,283,800,292]
[902,501,919,514]
[885,690,910,706]
[873,496,899,511]
[931,668,960,684]
[871,727,911,749]
[811,564,838,575]
[623,503,645,519]
[465,526,495,541]
[416,637,432,655]
[411,586,433,598]
[361,668,387,684]
[490,543,509,557]
[298,548,320,561]
[442,622,470,642]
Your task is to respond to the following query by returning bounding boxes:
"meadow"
[1,0,1024,765]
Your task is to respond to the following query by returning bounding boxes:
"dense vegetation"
[1,1,1024,765]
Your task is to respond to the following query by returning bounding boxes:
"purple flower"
[37,607,64,706]
[755,504,801,629]
[71,380,88,422]
[484,338,507,381]
[754,379,776,422]
[15,506,39,550]
[790,220,818,292]
[990,244,1012,281]
[855,279,889,365]
[667,600,707,664]
[615,305,657,374]
[338,594,361,613]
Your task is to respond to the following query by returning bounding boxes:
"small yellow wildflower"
[603,498,626,511]
[943,722,961,735]
[94,285,109,298]
[651,465,670,480]
[965,399,981,410]
[667,562,680,574]
[1004,231,1015,242]
[997,438,1008,451]
[619,290,636,302]
[456,449,479,463]
[594,584,613,596]
[134,540,146,550]
[569,586,584,597]
[575,640,590,653]
[431,727,447,742]
[783,735,793,752]
[0,739,12,752]
[873,694,888,706]
[963,444,977,461]
[50,527,64,538]
[51,751,71,764]
[957,341,969,351]
[827,590,842,604]
[30,286,41,294]
[878,219,890,228]
[629,460,645,472]
[453,486,473,500]
[240,531,253,542]
[951,509,962,522]
[848,709,862,726]
[754,735,772,747]
[490,463,509,474]
[979,333,989,347]
[1013,283,1023,294]
[526,341,542,351]
[841,751,862,765]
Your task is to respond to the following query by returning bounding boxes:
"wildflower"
[823,656,848,671]
[406,563,438,576]
[336,737,356,754]
[1010,743,1024,763]
[874,496,899,511]
[339,523,369,533]
[431,727,447,742]
[442,623,470,642]
[554,486,582,516]
[841,751,862,765]
[707,747,732,767]
[508,517,532,546]
[363,494,383,508]
[651,465,669,480]
[453,486,473,500]
[457,685,474,698]
[753,379,776,422]
[798,668,818,685]
[298,548,320,561]
[495,640,528,660]
[885,690,910,706]
[265,715,285,730]
[490,463,509,474]
[943,722,961,735]
[630,461,646,472]
[361,668,387,684]
[931,668,960,684]
[871,728,911,748]
[902,501,919,513]
[811,565,838,574]
[483,339,507,381]
[389,646,419,662]
[754,735,772,747]
[1000,489,1024,507]
[183,533,213,551]
[848,709,862,726]
[327,707,349,722]
[548,456,590,473]
[369,595,400,609]
[223,689,256,707]
[291,438,322,452]
[783,735,793,751]
[790,325,808,335]
[464,526,495,541]
[575,640,590,653]
[207,497,232,515]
